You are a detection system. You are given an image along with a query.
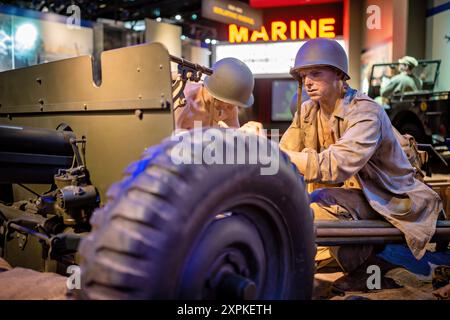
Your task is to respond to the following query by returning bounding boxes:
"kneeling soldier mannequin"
[174,57,262,135]
[280,38,442,273]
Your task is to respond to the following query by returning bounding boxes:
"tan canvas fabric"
[280,87,442,259]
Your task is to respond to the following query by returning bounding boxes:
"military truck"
[367,60,450,165]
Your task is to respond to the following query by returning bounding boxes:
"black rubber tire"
[78,128,315,299]
[398,122,429,144]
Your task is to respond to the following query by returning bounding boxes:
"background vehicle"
[368,60,450,169]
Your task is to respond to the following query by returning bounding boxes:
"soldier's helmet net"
[204,57,255,108]
[290,38,350,81]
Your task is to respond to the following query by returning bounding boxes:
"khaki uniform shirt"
[380,73,422,98]
[280,87,442,259]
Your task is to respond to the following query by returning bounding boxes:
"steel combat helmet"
[204,57,254,108]
[290,38,350,81]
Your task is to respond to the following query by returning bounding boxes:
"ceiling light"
[15,23,38,51]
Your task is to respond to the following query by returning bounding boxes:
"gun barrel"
[0,125,75,184]
[0,125,75,156]
[170,55,213,76]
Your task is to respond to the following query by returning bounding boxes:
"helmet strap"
[296,79,303,127]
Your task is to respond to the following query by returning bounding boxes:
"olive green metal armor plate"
[0,42,175,199]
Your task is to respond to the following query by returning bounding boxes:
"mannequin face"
[399,63,408,72]
[203,86,235,109]
[299,66,342,103]
[212,98,235,110]
[399,63,413,73]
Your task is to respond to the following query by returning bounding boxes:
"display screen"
[271,79,297,121]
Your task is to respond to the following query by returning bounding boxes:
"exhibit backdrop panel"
[426,1,450,91]
[145,18,181,72]
[0,5,93,72]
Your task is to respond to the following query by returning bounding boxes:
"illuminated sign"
[215,39,346,75]
[229,18,336,43]
[202,0,263,29]
[249,0,342,8]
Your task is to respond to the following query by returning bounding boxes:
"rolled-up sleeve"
[290,108,382,183]
[279,111,305,152]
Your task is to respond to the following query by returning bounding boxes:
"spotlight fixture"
[15,23,38,51]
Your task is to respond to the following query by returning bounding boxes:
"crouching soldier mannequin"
[280,38,442,273]
[174,57,260,134]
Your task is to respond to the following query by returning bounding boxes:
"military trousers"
[311,187,381,273]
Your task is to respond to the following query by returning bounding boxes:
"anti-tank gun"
[0,47,213,274]
[0,43,315,300]
[0,125,99,272]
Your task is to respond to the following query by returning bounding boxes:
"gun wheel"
[78,129,315,299]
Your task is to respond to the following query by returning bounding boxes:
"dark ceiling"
[0,1,253,41]
[0,1,338,42]
[0,0,249,22]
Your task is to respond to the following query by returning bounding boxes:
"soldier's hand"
[238,121,265,136]
[218,121,230,128]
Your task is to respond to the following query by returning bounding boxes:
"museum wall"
[426,0,450,91]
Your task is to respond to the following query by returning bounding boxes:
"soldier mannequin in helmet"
[380,56,422,98]
[280,38,442,275]
[174,57,263,134]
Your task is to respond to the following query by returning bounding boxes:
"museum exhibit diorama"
[0,0,449,303]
